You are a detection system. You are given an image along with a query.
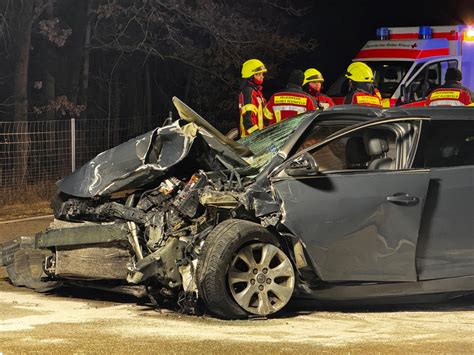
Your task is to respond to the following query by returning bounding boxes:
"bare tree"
[90,0,316,124]
[13,0,35,122]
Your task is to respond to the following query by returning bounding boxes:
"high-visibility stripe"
[381,98,391,108]
[274,96,307,105]
[247,124,259,133]
[272,105,307,113]
[263,106,273,120]
[240,97,264,136]
[241,104,258,114]
[257,103,264,129]
[429,100,465,106]
[275,110,281,123]
[430,91,461,100]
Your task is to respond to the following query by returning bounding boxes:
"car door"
[271,118,430,282]
[412,119,474,280]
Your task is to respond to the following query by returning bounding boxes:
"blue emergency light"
[376,27,390,40]
[419,26,432,39]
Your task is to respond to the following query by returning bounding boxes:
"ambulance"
[327,25,474,107]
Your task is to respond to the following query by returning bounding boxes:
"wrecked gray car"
[2,99,474,319]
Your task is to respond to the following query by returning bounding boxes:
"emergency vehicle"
[327,25,474,107]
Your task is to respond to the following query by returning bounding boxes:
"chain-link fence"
[0,116,163,205]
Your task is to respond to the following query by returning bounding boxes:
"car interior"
[291,120,422,173]
[378,68,400,98]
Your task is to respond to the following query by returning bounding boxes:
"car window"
[295,124,349,153]
[413,120,474,168]
[306,125,398,172]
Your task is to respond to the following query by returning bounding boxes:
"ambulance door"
[400,58,460,106]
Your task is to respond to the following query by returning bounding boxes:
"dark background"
[270,0,474,96]
[1,0,473,132]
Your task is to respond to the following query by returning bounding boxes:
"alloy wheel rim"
[228,242,295,316]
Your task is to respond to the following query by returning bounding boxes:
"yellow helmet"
[303,68,324,85]
[241,59,267,79]
[345,62,374,83]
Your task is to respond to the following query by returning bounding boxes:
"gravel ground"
[0,217,473,354]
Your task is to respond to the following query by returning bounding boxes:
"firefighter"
[239,59,268,137]
[263,69,317,125]
[344,62,383,107]
[303,68,334,109]
[426,68,473,106]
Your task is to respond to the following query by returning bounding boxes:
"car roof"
[384,106,474,120]
[317,105,474,122]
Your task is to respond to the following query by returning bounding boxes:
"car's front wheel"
[197,220,295,319]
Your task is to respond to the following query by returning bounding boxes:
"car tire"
[196,219,295,319]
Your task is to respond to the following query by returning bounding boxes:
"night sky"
[266,0,474,93]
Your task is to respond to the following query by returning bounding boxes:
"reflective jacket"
[239,80,267,138]
[426,81,473,106]
[263,84,317,125]
[344,83,383,107]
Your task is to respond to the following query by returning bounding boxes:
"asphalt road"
[1,217,473,354]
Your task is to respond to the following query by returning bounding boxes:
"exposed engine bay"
[1,98,304,316]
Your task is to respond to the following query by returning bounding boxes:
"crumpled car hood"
[58,120,248,198]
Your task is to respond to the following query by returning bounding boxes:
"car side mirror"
[285,152,319,176]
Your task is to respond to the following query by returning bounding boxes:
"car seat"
[363,132,394,169]
[426,69,439,94]
[378,68,399,98]
[345,136,371,169]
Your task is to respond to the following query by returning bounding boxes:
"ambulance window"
[327,61,413,98]
[406,60,458,102]
[370,61,413,98]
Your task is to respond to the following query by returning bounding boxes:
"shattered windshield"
[238,113,313,169]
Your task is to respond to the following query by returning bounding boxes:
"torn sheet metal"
[242,184,280,217]
[58,121,198,197]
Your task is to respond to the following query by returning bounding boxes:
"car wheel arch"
[195,218,297,319]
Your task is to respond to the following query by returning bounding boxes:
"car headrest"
[363,133,389,157]
[428,69,438,81]
[346,137,371,164]
[384,68,398,81]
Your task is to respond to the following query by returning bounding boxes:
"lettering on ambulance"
[274,96,308,105]
[356,95,381,105]
[430,91,461,100]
